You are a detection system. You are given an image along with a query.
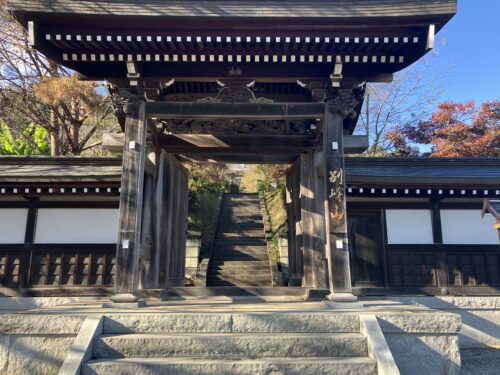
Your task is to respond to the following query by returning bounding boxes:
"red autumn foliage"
[386,100,500,157]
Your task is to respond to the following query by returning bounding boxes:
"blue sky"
[430,0,500,104]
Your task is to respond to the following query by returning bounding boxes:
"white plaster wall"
[0,209,28,244]
[385,209,434,244]
[441,210,499,245]
[35,209,119,244]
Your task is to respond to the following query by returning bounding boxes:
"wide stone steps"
[211,245,268,254]
[83,357,376,375]
[214,239,267,246]
[93,332,367,358]
[205,279,272,288]
[211,260,270,268]
[207,274,271,286]
[208,193,272,287]
[206,272,272,278]
[216,230,264,237]
[91,333,366,357]
[102,313,360,333]
[212,254,269,263]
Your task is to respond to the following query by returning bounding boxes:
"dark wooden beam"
[103,132,365,154]
[177,154,298,164]
[344,135,369,154]
[146,102,325,120]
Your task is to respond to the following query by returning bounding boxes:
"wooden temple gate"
[111,91,364,303]
[7,0,457,303]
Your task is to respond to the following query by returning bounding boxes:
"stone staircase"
[206,193,273,287]
[82,312,377,374]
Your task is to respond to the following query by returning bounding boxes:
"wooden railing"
[0,244,115,291]
[385,244,500,289]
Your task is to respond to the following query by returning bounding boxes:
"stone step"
[214,239,267,245]
[210,263,270,271]
[207,272,271,279]
[93,332,367,359]
[215,236,265,242]
[208,280,273,287]
[162,286,308,300]
[212,246,268,254]
[217,230,264,236]
[207,275,272,283]
[218,216,263,223]
[211,254,269,262]
[102,313,360,334]
[83,357,376,375]
[212,254,269,261]
[209,263,270,269]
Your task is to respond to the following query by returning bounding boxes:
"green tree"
[0,122,49,155]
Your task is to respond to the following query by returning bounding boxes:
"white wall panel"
[441,210,499,245]
[0,209,28,243]
[35,209,119,244]
[386,209,434,244]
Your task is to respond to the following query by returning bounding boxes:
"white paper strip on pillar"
[35,209,119,244]
[385,209,434,244]
[0,209,28,243]
[440,210,499,245]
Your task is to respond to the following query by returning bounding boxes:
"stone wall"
[376,312,462,375]
[392,296,500,349]
[0,315,85,375]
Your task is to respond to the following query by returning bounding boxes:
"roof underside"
[9,0,456,84]
[0,157,498,188]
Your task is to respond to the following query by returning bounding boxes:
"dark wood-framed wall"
[347,198,500,295]
[0,197,119,296]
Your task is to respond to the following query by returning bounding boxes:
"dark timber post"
[323,89,359,302]
[111,97,147,304]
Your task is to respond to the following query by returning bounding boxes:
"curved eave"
[8,1,457,23]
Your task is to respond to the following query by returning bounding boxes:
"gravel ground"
[461,348,500,375]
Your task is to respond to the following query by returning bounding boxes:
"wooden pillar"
[299,150,329,290]
[300,152,314,287]
[139,171,155,288]
[163,154,189,287]
[153,151,168,288]
[111,98,147,303]
[312,148,329,289]
[323,90,359,302]
[286,161,303,286]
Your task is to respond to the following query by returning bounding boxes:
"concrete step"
[83,357,376,375]
[210,266,271,273]
[93,332,367,359]
[102,313,360,334]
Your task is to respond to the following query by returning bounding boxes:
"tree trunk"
[69,99,81,154]
[49,108,61,156]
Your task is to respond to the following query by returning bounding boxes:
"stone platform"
[0,296,469,375]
